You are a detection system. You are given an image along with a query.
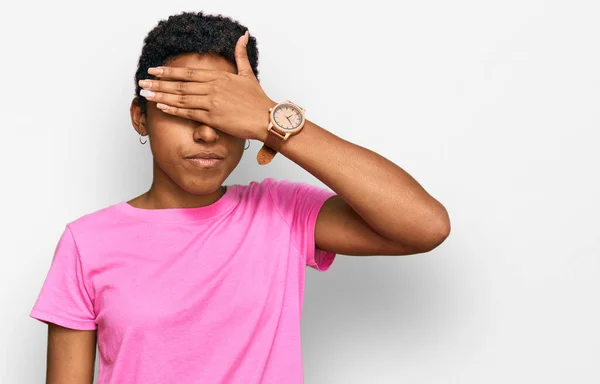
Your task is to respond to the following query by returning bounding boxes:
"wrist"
[255,98,278,142]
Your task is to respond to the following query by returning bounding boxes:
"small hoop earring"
[244,139,250,150]
[139,133,148,145]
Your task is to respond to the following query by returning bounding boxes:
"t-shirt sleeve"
[30,225,97,330]
[268,178,338,272]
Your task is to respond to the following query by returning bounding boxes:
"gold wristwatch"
[257,100,306,165]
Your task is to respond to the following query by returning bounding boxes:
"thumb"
[235,31,256,79]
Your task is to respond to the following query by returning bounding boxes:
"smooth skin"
[46,323,96,383]
[45,31,450,382]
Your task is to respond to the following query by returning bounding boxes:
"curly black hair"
[134,11,260,115]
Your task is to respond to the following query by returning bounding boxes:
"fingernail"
[156,103,169,110]
[148,67,163,75]
[139,80,152,88]
[140,89,155,98]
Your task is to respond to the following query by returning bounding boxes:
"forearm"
[272,119,450,248]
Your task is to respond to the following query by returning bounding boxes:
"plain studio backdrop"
[1,0,598,383]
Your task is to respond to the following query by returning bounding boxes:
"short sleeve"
[268,178,338,272]
[30,225,97,330]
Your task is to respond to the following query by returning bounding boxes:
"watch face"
[273,104,303,130]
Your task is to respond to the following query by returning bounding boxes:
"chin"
[180,176,225,195]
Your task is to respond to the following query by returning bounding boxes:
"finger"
[148,66,223,82]
[156,103,211,123]
[140,90,211,111]
[235,31,257,80]
[139,79,212,95]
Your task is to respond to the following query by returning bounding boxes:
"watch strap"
[257,128,285,165]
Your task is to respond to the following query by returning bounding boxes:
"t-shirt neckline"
[114,185,239,223]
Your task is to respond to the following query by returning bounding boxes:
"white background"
[1,0,599,383]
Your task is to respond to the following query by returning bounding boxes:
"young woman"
[30,11,450,384]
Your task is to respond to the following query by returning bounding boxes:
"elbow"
[429,206,451,250]
[430,218,451,250]
[418,205,451,253]
[390,204,451,254]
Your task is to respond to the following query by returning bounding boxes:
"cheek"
[218,139,244,169]
[225,149,244,170]
[232,139,247,159]
[148,129,187,164]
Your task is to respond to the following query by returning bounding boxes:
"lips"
[187,158,223,168]
[185,151,225,159]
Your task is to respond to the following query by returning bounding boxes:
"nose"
[193,124,220,143]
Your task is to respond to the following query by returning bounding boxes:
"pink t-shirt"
[30,177,337,383]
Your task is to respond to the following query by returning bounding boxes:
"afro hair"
[134,11,260,115]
